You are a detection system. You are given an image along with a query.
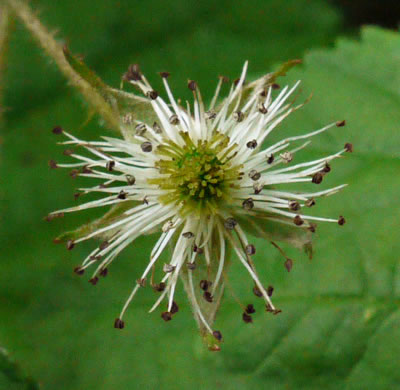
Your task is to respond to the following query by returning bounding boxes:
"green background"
[1,1,400,389]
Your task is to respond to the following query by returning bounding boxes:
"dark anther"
[205,110,216,120]
[159,71,170,78]
[143,196,149,205]
[338,216,346,226]
[258,102,268,114]
[249,169,261,181]
[200,280,209,291]
[48,160,58,169]
[246,304,256,314]
[141,142,153,152]
[322,163,331,173]
[305,198,315,207]
[154,282,166,292]
[82,165,93,174]
[289,201,301,211]
[187,262,196,270]
[267,285,274,297]
[170,301,179,314]
[344,143,353,153]
[242,312,253,323]
[224,217,237,230]
[66,240,75,250]
[117,190,127,200]
[273,309,282,315]
[203,291,213,303]
[213,330,223,341]
[242,198,254,210]
[106,160,115,171]
[74,266,85,275]
[312,172,324,184]
[266,303,274,312]
[187,80,197,91]
[100,268,108,277]
[163,263,175,273]
[182,231,194,238]
[99,240,109,250]
[260,89,268,97]
[267,154,274,164]
[135,123,146,136]
[271,83,280,90]
[308,223,317,233]
[89,277,99,285]
[126,175,136,185]
[114,318,125,329]
[69,169,79,178]
[153,122,162,134]
[123,64,142,81]
[245,244,256,256]
[161,312,172,322]
[169,114,180,125]
[293,215,304,226]
[136,278,146,287]
[336,120,346,127]
[253,183,263,195]
[253,285,263,298]
[233,78,241,86]
[246,139,258,149]
[146,90,158,100]
[52,126,63,135]
[284,258,293,272]
[233,110,244,122]
[63,149,74,156]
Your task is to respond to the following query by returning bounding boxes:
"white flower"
[48,62,351,347]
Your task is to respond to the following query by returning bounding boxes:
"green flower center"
[149,131,243,215]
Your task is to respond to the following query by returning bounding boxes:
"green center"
[149,131,242,215]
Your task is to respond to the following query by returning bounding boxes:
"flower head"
[48,61,351,349]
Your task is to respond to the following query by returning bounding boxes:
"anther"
[136,278,146,287]
[153,122,162,134]
[169,114,180,125]
[205,110,216,120]
[170,301,179,314]
[246,304,256,314]
[74,192,81,200]
[266,303,274,312]
[74,266,84,275]
[146,90,158,100]
[89,277,99,285]
[82,165,93,174]
[213,330,223,341]
[267,154,274,164]
[242,312,253,323]
[161,312,172,322]
[193,245,204,255]
[69,169,79,178]
[245,244,256,256]
[126,175,136,185]
[322,162,331,173]
[305,198,316,207]
[273,309,282,315]
[246,139,258,149]
[48,160,58,169]
[141,142,152,152]
[182,231,194,238]
[308,223,317,233]
[63,149,74,156]
[66,240,75,250]
[338,216,346,226]
[162,220,174,232]
[267,285,274,297]
[99,240,109,250]
[289,200,301,211]
[153,282,166,292]
[224,217,237,230]
[135,123,147,136]
[159,71,170,78]
[187,80,197,91]
[187,262,196,270]
[293,215,304,226]
[219,74,229,83]
[143,196,149,205]
[233,110,244,122]
[117,190,127,200]
[52,126,63,135]
[249,169,261,181]
[253,285,263,298]
[163,263,175,273]
[284,258,293,272]
[253,182,263,195]
[106,160,115,171]
[203,291,213,303]
[200,280,209,291]
[114,318,125,329]
[123,64,142,81]
[242,198,254,210]
[336,120,346,127]
[100,268,108,277]
[312,172,324,184]
[280,151,293,163]
[271,83,280,89]
[258,102,268,114]
[344,143,353,153]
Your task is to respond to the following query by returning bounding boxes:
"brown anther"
[267,154,274,164]
[258,102,268,114]
[260,89,268,97]
[253,285,263,298]
[123,64,142,81]
[135,123,147,136]
[141,141,152,152]
[289,200,301,211]
[187,262,196,270]
[82,165,93,174]
[242,198,254,210]
[308,223,317,233]
[52,126,63,135]
[146,90,158,100]
[63,149,74,156]
[338,216,346,226]
[89,277,98,285]
[246,139,258,149]
[267,285,274,297]
[74,266,84,275]
[203,291,213,302]
[233,110,244,122]
[163,263,175,273]
[213,330,223,341]
[266,303,274,312]
[284,258,293,272]
[106,160,115,171]
[136,278,146,287]
[153,122,162,134]
[305,198,316,207]
[233,78,241,86]
[249,169,261,181]
[224,217,237,230]
[271,83,280,89]
[187,80,197,91]
[322,163,331,173]
[246,304,256,314]
[100,268,108,277]
[312,172,324,184]
[199,280,209,291]
[293,215,304,226]
[114,318,125,329]
[169,114,180,125]
[336,120,346,127]
[273,309,282,315]
[74,192,81,200]
[66,240,75,250]
[242,312,253,323]
[182,231,194,238]
[344,143,353,153]
[253,182,263,194]
[126,175,136,185]
[159,71,170,78]
[143,196,149,205]
[219,74,229,83]
[194,245,204,255]
[205,110,216,120]
[161,311,172,322]
[170,301,179,314]
[245,244,256,256]
[69,169,79,178]
[117,190,127,200]
[48,160,58,169]
[154,282,166,292]
[90,255,101,261]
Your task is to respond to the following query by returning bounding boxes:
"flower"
[48,61,351,348]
